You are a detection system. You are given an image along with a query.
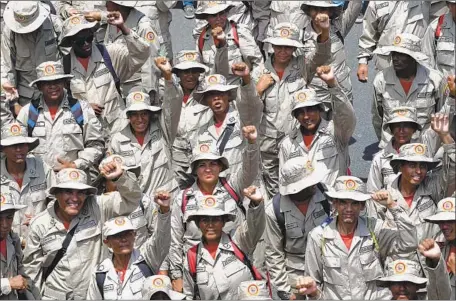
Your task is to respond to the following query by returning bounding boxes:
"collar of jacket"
[322,216,372,239]
[280,189,326,213]
[34,91,71,110]
[289,118,331,140]
[120,120,160,143]
[96,249,143,273]
[264,56,300,80]
[385,64,429,85]
[0,157,39,184]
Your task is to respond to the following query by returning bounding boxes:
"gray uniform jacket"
[109,78,182,198]
[169,142,260,280]
[358,1,430,70]
[128,194,157,249]
[264,189,329,296]
[305,206,418,300]
[0,232,40,300]
[182,204,266,300]
[1,15,62,105]
[16,94,104,172]
[86,211,171,300]
[279,85,355,187]
[22,171,141,300]
[425,254,453,300]
[372,64,453,148]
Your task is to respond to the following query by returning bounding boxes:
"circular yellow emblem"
[442,200,454,211]
[393,36,402,46]
[297,92,308,102]
[306,160,315,172]
[345,179,357,191]
[204,196,216,207]
[44,65,56,76]
[152,278,165,288]
[114,217,126,226]
[10,124,21,136]
[280,28,291,38]
[207,75,218,85]
[133,92,144,102]
[70,16,81,25]
[113,156,123,165]
[69,171,80,180]
[146,31,155,42]
[199,144,210,153]
[394,262,407,274]
[207,1,218,7]
[0,194,6,205]
[414,145,425,155]
[185,52,196,61]
[247,284,260,296]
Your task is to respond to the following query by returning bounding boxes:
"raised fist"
[243,186,263,205]
[242,125,257,143]
[231,62,250,77]
[154,190,171,213]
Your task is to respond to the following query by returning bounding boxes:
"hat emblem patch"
[247,284,260,296]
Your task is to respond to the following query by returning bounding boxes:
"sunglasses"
[73,35,94,46]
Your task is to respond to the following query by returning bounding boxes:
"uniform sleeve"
[339,0,363,37]
[229,142,260,197]
[99,171,142,221]
[264,203,290,294]
[366,155,383,193]
[376,206,418,260]
[358,2,381,62]
[233,202,265,255]
[13,234,41,300]
[73,101,104,170]
[1,27,17,87]
[297,36,331,85]
[107,30,151,83]
[0,98,14,126]
[425,255,452,300]
[135,23,160,94]
[172,135,194,189]
[22,224,45,287]
[238,26,264,77]
[159,78,183,147]
[214,44,230,77]
[251,1,271,42]
[304,230,324,289]
[169,193,185,280]
[422,20,438,69]
[235,81,263,128]
[278,138,291,170]
[330,85,356,148]
[86,270,103,300]
[182,253,195,300]
[436,75,454,116]
[140,211,171,274]
[426,142,456,202]
[372,75,384,140]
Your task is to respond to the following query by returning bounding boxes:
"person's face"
[37,79,66,103]
[448,2,456,21]
[150,292,171,300]
[389,281,418,300]
[0,210,15,241]
[206,11,228,28]
[72,29,94,58]
[3,143,29,164]
[196,160,222,185]
[400,162,428,186]
[333,199,364,224]
[104,230,135,255]
[178,69,202,91]
[272,45,295,65]
[55,189,88,217]
[128,110,151,135]
[289,185,317,202]
[392,52,416,72]
[205,91,230,115]
[295,106,322,131]
[308,6,332,19]
[438,221,456,241]
[198,216,225,242]
[390,122,417,145]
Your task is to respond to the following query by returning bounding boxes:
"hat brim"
[279,167,327,196]
[103,225,136,238]
[187,210,236,223]
[193,85,238,104]
[125,104,162,113]
[0,136,39,152]
[59,21,98,47]
[377,275,427,288]
[0,204,27,212]
[172,62,209,74]
[301,2,341,8]
[30,74,74,87]
[3,2,49,34]
[190,153,229,173]
[374,47,428,63]
[424,212,456,223]
[384,117,422,131]
[291,101,325,116]
[111,0,137,8]
[390,157,440,174]
[195,4,233,19]
[49,182,97,195]
[325,190,371,202]
[263,37,304,48]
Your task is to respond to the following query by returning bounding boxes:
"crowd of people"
[0,0,455,300]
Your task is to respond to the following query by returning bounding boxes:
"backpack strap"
[27,98,41,137]
[220,178,245,216]
[187,244,200,299]
[272,193,286,248]
[181,188,191,214]
[67,92,84,131]
[198,26,208,54]
[229,238,262,280]
[95,43,122,97]
[137,260,154,277]
[63,54,72,75]
[316,183,331,217]
[95,272,107,300]
[230,21,240,48]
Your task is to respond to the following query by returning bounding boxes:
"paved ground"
[169,9,379,181]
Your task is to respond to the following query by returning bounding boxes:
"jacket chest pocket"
[284,212,304,239]
[414,94,436,124]
[315,143,338,162]
[29,183,47,204]
[227,44,243,68]
[359,250,383,281]
[62,123,84,151]
[264,92,279,114]
[15,40,32,71]
[129,271,144,295]
[202,50,215,66]
[322,256,344,285]
[223,132,243,153]
[118,144,138,167]
[436,41,455,67]
[44,37,58,57]
[70,79,87,97]
[224,258,249,279]
[41,234,62,261]
[149,139,168,170]
[196,271,209,286]
[287,80,304,94]
[75,221,101,261]
[129,207,147,229]
[93,68,112,88]
[416,198,436,222]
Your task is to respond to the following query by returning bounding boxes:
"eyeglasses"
[200,216,224,224]
[60,189,88,198]
[73,35,94,46]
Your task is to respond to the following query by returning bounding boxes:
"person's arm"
[74,100,104,170]
[251,1,271,44]
[182,252,196,300]
[169,193,186,287]
[422,19,438,69]
[366,155,384,193]
[358,2,380,64]
[339,0,363,37]
[86,270,103,300]
[371,75,384,140]
[264,203,291,298]
[304,230,325,296]
[136,23,160,95]
[140,192,171,274]
[22,224,45,288]
[237,25,265,76]
[1,27,18,99]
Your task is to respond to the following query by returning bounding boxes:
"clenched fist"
[100,161,124,180]
[371,190,395,209]
[256,74,275,97]
[418,238,442,268]
[231,62,250,77]
[242,125,257,144]
[154,190,171,213]
[313,13,330,41]
[448,75,456,97]
[211,26,226,47]
[357,63,368,83]
[8,275,28,291]
[155,57,173,80]
[243,186,263,206]
[296,276,319,297]
[316,65,336,87]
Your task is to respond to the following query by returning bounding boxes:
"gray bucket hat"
[374,33,428,63]
[0,192,27,212]
[383,106,422,132]
[238,281,272,300]
[29,61,74,87]
[172,50,209,74]
[142,276,186,300]
[390,143,440,173]
[424,197,455,223]
[190,142,229,174]
[187,194,236,223]
[109,1,137,8]
[103,216,135,238]
[59,14,98,47]
[291,88,325,117]
[3,1,49,34]
[0,122,39,152]
[325,176,371,202]
[49,168,98,195]
[194,1,233,19]
[193,74,238,105]
[377,260,427,288]
[279,157,328,196]
[125,91,161,114]
[263,23,304,48]
[302,0,342,8]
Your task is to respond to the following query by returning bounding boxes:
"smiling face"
[198,216,225,243]
[272,45,296,65]
[104,230,135,255]
[206,11,228,29]
[389,281,418,300]
[55,189,88,217]
[390,122,417,146]
[177,69,202,91]
[294,106,322,132]
[204,91,230,116]
[3,143,29,164]
[37,79,66,103]
[400,161,428,186]
[128,110,151,135]
[333,199,365,225]
[437,221,456,241]
[196,159,222,185]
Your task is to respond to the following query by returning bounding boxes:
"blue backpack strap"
[95,43,122,97]
[67,92,84,131]
[95,272,107,299]
[27,98,41,137]
[137,260,154,277]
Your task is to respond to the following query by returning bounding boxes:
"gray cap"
[193,74,238,105]
[424,197,455,223]
[374,33,428,63]
[172,50,209,73]
[0,122,39,151]
[325,176,371,202]
[279,158,327,196]
[190,141,229,174]
[238,281,272,300]
[0,192,26,212]
[3,1,49,34]
[187,194,236,223]
[49,168,97,195]
[390,143,440,173]
[125,91,161,114]
[263,23,304,48]
[29,61,74,87]
[141,275,186,300]
[59,14,98,47]
[194,1,233,19]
